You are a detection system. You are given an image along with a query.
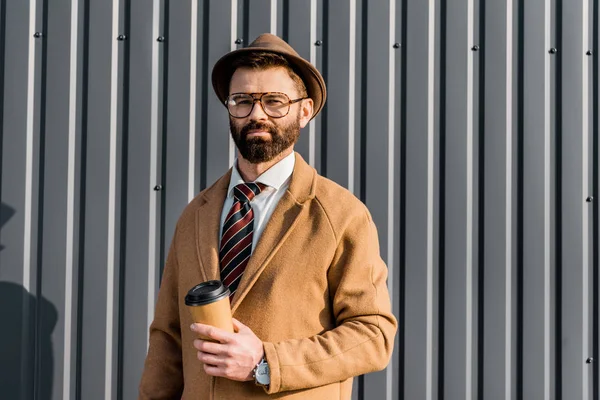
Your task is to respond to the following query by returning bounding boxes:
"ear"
[298,98,314,128]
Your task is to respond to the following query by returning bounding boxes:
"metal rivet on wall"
[314,40,323,46]
[586,197,594,203]
[235,38,243,45]
[33,32,43,38]
[154,185,163,191]
[548,48,557,54]
[586,50,593,56]
[157,36,165,42]
[393,43,400,49]
[117,34,127,41]
[471,45,479,51]
[586,358,594,364]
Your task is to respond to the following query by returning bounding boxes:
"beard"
[229,113,301,163]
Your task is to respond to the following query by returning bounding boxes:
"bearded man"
[139,33,397,400]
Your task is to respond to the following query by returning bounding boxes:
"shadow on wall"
[0,202,15,251]
[0,204,58,399]
[0,283,58,399]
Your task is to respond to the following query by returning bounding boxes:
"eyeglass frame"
[225,92,308,119]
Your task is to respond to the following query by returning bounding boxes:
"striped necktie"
[219,182,266,298]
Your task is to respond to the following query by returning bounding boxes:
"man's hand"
[191,318,264,381]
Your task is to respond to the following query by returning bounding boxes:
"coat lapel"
[231,153,316,311]
[195,170,231,282]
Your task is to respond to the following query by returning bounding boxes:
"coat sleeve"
[138,226,184,399]
[262,208,398,394]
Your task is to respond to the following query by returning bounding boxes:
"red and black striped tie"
[219,182,266,298]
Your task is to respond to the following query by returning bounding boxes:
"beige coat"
[139,153,397,399]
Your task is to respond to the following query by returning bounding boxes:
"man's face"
[228,67,313,163]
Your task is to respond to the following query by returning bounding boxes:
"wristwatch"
[253,357,270,387]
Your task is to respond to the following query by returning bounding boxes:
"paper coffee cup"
[185,280,234,341]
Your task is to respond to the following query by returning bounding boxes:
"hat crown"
[247,33,300,58]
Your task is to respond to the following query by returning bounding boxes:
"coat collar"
[194,153,317,310]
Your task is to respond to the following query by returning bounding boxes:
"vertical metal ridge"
[581,0,590,396]
[386,1,395,398]
[188,0,197,201]
[159,0,170,282]
[199,0,209,190]
[592,0,599,398]
[555,0,563,395]
[228,0,237,167]
[515,0,524,395]
[505,0,514,398]
[116,0,132,396]
[399,0,408,395]
[308,0,317,167]
[319,0,328,178]
[105,0,120,397]
[438,0,447,398]
[270,0,277,35]
[63,0,80,398]
[24,0,39,294]
[466,0,475,398]
[543,0,552,397]
[477,0,487,397]
[426,0,436,398]
[75,0,91,397]
[348,0,356,195]
[147,0,161,346]
[23,1,38,398]
[34,1,48,397]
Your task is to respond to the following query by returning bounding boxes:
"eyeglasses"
[225,92,307,118]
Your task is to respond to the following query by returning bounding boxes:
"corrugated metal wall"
[0,0,598,399]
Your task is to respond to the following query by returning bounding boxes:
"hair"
[230,51,308,97]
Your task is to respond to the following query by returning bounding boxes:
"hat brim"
[212,47,326,121]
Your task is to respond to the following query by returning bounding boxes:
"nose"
[247,99,269,121]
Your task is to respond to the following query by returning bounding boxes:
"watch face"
[256,363,270,385]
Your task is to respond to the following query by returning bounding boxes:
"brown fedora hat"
[212,33,326,120]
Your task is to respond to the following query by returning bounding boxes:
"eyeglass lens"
[227,93,290,118]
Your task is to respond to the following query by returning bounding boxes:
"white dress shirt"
[219,152,296,253]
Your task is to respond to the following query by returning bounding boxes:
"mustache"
[240,121,278,137]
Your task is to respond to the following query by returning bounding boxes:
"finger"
[191,323,235,343]
[193,339,227,355]
[203,363,226,378]
[197,351,226,366]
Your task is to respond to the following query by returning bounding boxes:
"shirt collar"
[227,152,296,197]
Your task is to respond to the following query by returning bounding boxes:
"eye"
[264,98,284,106]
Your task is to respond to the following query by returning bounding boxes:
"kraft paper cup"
[185,280,234,341]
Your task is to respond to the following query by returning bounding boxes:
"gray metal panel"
[482,0,515,398]
[247,0,272,41]
[560,0,590,398]
[285,0,312,162]
[362,0,392,397]
[203,0,232,186]
[78,0,114,398]
[0,4,35,400]
[442,0,472,398]
[392,2,402,399]
[39,1,74,398]
[121,0,156,398]
[163,0,192,265]
[0,1,29,284]
[322,0,350,188]
[521,0,551,398]
[403,0,434,398]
